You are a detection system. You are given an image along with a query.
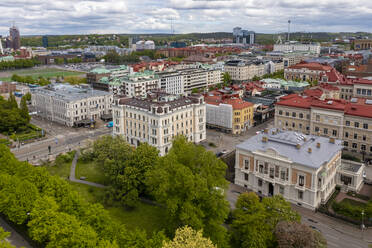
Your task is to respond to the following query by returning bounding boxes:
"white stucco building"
[32,84,113,127]
[235,129,343,210]
[112,91,206,155]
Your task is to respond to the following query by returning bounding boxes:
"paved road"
[227,184,371,248]
[0,217,32,248]
[203,119,274,154]
[69,151,107,188]
[12,128,111,162]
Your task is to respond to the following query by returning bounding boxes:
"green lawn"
[68,182,167,234]
[340,198,367,207]
[75,160,108,185]
[44,161,71,179]
[0,68,85,81]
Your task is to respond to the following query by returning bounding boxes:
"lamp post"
[361,210,365,239]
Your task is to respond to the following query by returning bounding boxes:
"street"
[202,119,274,154]
[12,117,112,163]
[227,184,371,248]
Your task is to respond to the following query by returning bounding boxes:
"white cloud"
[0,0,371,35]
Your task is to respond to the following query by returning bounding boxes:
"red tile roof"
[223,98,253,110]
[276,94,372,118]
[289,62,333,71]
[303,89,323,98]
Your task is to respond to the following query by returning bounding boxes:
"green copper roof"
[0,56,15,62]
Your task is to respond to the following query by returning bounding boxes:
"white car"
[363,171,366,179]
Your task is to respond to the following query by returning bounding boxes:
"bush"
[347,191,370,201]
[332,199,367,221]
[342,154,361,162]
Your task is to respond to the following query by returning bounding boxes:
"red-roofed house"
[275,94,372,157]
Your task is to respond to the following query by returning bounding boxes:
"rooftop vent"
[316,142,321,148]
[329,137,335,144]
[327,100,333,105]
[264,128,269,134]
[308,148,312,153]
[262,136,268,142]
[296,144,301,149]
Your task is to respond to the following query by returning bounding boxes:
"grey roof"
[236,128,343,169]
[33,84,112,102]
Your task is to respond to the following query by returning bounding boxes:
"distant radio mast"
[287,20,291,41]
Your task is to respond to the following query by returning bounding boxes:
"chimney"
[308,147,312,153]
[296,144,301,149]
[262,136,268,142]
[316,142,321,148]
[329,138,335,144]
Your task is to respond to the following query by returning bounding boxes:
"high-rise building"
[42,36,49,48]
[7,25,21,50]
[233,27,255,45]
[0,35,3,54]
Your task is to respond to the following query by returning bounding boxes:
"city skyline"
[0,0,371,36]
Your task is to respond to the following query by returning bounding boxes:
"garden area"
[75,159,109,185]
[320,185,372,226]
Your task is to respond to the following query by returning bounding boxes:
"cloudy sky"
[0,0,371,36]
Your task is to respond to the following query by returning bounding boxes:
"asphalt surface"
[0,217,31,248]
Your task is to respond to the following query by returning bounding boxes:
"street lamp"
[361,210,365,239]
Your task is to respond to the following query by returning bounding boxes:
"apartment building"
[273,42,321,55]
[284,62,333,83]
[224,60,265,81]
[120,71,160,97]
[265,51,312,68]
[32,84,113,127]
[112,91,206,155]
[205,94,254,134]
[235,129,343,210]
[0,81,16,94]
[158,68,222,95]
[274,94,372,157]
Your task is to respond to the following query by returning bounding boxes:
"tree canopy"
[231,192,300,248]
[162,226,216,248]
[146,136,230,247]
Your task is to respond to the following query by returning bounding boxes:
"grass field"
[75,160,108,185]
[0,67,85,81]
[46,157,167,235]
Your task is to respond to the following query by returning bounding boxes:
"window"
[352,143,357,149]
[354,122,359,128]
[275,166,279,178]
[298,190,303,200]
[258,179,262,187]
[306,114,310,120]
[259,164,263,173]
[279,186,284,195]
[298,175,304,187]
[285,112,289,116]
[345,132,349,138]
[315,126,319,132]
[292,112,296,117]
[278,110,283,115]
[346,121,350,126]
[292,122,295,128]
[354,133,358,139]
[244,160,249,170]
[269,168,274,179]
[363,135,366,141]
[363,123,368,129]
[264,162,268,174]
[332,130,337,136]
[344,141,349,147]
[323,128,328,134]
[244,173,249,181]
[316,115,320,121]
[280,171,286,180]
[361,144,366,151]
[299,113,304,119]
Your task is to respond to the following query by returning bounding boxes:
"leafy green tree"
[114,143,159,207]
[146,136,230,247]
[7,93,17,109]
[23,92,32,102]
[222,72,232,85]
[92,135,133,179]
[231,193,300,248]
[20,96,30,123]
[252,75,261,81]
[163,226,216,248]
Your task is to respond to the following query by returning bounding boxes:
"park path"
[69,151,107,188]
